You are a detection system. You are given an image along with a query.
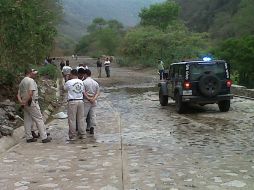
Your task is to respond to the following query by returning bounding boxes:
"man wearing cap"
[62,60,72,82]
[17,68,52,143]
[64,69,86,140]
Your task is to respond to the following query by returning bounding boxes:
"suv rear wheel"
[218,100,230,112]
[199,73,221,97]
[175,92,186,113]
[159,88,168,106]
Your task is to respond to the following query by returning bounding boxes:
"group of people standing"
[96,57,112,78]
[17,56,102,143]
[64,66,99,140]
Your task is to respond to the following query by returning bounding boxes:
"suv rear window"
[190,62,225,80]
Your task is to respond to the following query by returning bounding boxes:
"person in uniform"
[17,68,52,143]
[62,60,72,81]
[96,57,102,78]
[83,69,100,134]
[60,59,65,71]
[158,58,165,80]
[77,68,91,132]
[64,69,86,140]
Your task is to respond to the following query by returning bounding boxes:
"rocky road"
[0,57,254,190]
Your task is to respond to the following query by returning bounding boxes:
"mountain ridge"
[59,0,165,41]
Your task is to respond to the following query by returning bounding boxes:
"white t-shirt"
[64,78,84,100]
[104,61,110,67]
[62,66,72,75]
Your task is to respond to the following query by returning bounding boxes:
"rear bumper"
[182,94,233,103]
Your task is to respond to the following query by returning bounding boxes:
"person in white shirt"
[83,69,100,134]
[104,57,111,77]
[64,69,86,140]
[62,60,72,81]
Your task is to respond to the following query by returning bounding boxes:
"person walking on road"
[60,59,65,71]
[158,58,165,80]
[64,69,86,140]
[96,57,102,78]
[17,68,52,143]
[83,69,100,134]
[104,57,111,77]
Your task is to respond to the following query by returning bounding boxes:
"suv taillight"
[226,80,232,88]
[183,81,192,89]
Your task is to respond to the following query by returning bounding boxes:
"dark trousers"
[159,70,164,80]
[105,66,110,77]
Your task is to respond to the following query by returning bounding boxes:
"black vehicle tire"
[175,92,186,114]
[199,74,221,97]
[218,100,230,112]
[159,88,168,106]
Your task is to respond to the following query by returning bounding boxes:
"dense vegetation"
[76,1,208,66]
[0,0,61,94]
[75,18,125,58]
[176,0,254,87]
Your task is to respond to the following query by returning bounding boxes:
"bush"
[38,64,59,80]
[0,68,16,86]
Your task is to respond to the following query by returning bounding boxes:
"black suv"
[158,60,233,113]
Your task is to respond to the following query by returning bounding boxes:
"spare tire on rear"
[199,74,221,97]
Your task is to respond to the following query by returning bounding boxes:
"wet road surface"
[0,63,254,189]
[105,86,254,190]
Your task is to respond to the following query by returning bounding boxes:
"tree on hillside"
[139,0,180,31]
[120,23,208,67]
[0,0,61,86]
[119,0,208,67]
[213,36,254,88]
[87,18,107,33]
[232,0,254,37]
[75,18,124,56]
[176,0,241,33]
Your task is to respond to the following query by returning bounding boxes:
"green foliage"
[0,69,16,86]
[0,0,60,87]
[139,0,180,30]
[120,16,208,68]
[76,18,124,56]
[176,0,241,33]
[38,64,59,80]
[213,36,254,88]
[117,0,208,68]
[176,0,254,40]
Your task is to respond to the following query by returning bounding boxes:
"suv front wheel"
[218,100,230,112]
[175,92,186,113]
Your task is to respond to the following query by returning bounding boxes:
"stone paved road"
[0,62,254,190]
[105,87,254,190]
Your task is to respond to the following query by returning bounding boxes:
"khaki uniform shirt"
[83,77,99,104]
[19,77,38,102]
